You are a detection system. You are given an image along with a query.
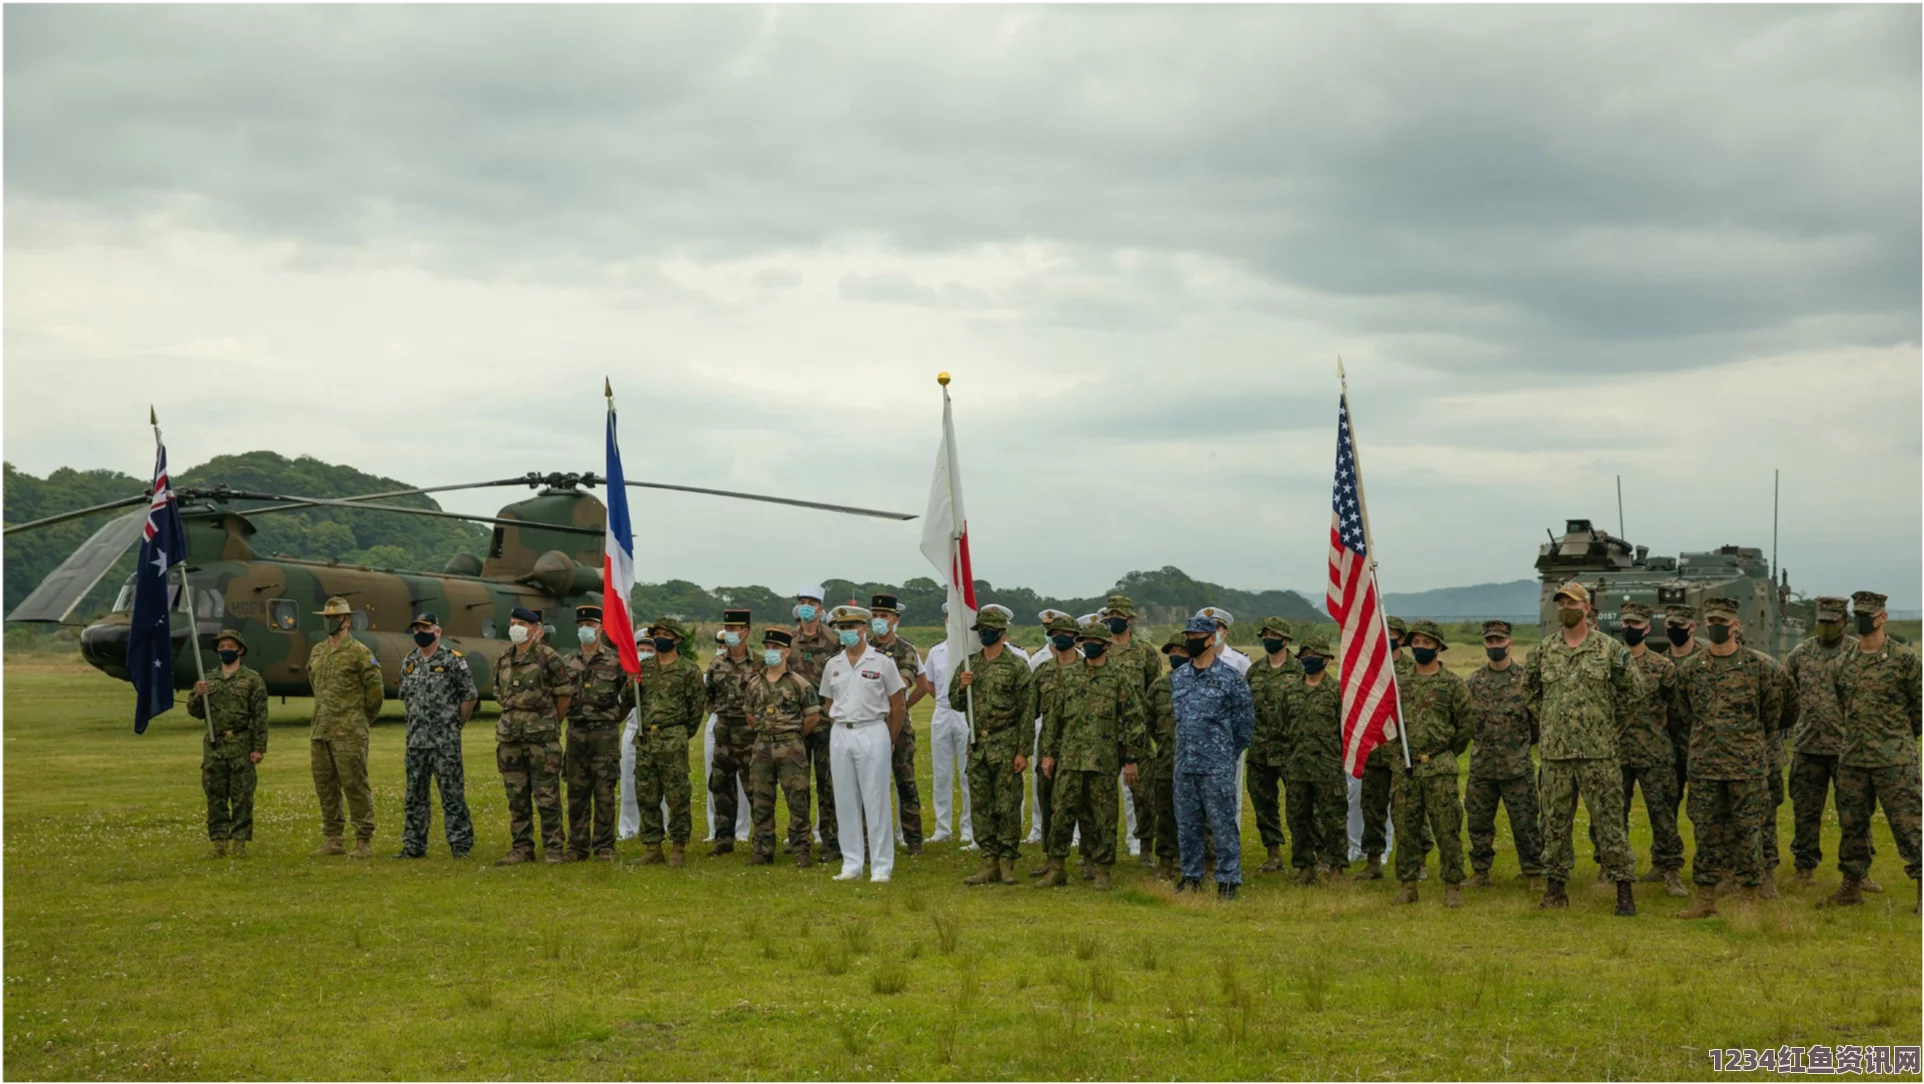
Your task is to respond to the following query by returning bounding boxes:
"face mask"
[1818,622,1844,643]
[1081,641,1107,659]
[1105,617,1129,636]
[978,628,1002,646]
[1214,629,1226,646]
[1184,637,1212,658]
[1388,638,1402,653]
[1412,647,1438,666]
[412,631,437,649]
[1300,656,1326,675]
[1666,625,1692,647]
[839,628,863,648]
[796,604,818,622]
[636,648,655,662]
[1485,646,1508,663]
[763,649,784,667]
[1854,613,1878,635]
[720,630,741,647]
[652,636,677,654]
[578,626,599,646]
[329,617,351,635]
[1168,654,1189,668]
[1706,624,1732,645]
[870,618,891,637]
[1262,638,1286,655]
[508,625,530,645]
[1050,634,1076,652]
[1557,609,1585,629]
[1621,626,1647,647]
[217,649,240,665]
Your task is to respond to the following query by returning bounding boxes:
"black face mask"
[1621,626,1647,647]
[1184,637,1212,658]
[978,628,1003,646]
[217,649,240,665]
[1485,646,1508,663]
[413,631,436,648]
[1388,638,1402,653]
[1411,647,1438,666]
[1261,638,1286,656]
[1050,634,1076,652]
[1855,613,1878,635]
[1081,642,1107,659]
[1167,654,1189,668]
[1666,626,1692,647]
[328,617,351,635]
[1706,624,1732,645]
[1300,656,1326,675]
[1105,617,1129,636]
[652,636,677,655]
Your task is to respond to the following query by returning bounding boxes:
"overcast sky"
[6,5,1919,607]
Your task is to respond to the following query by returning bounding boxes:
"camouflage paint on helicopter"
[1535,518,1816,660]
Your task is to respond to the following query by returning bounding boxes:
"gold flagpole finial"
[937,372,951,387]
[604,377,613,399]
[149,405,157,426]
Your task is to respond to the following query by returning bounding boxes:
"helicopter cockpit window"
[488,527,506,560]
[197,593,224,620]
[268,599,298,631]
[481,617,496,639]
[112,577,136,614]
[352,611,370,632]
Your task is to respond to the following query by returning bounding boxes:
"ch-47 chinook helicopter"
[5,471,914,700]
[1534,517,1816,660]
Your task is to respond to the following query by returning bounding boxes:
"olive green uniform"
[189,666,269,843]
[308,637,384,844]
[493,641,570,856]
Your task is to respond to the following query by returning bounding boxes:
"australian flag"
[128,438,188,734]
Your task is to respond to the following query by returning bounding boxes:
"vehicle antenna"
[1771,468,1780,582]
[1616,474,1625,540]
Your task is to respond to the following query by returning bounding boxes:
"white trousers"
[830,722,895,881]
[618,711,641,840]
[1346,774,1396,861]
[930,712,972,842]
[700,713,751,841]
[1120,769,1141,855]
[1025,718,1045,842]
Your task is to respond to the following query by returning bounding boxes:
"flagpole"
[608,378,644,719]
[1337,360,1411,770]
[155,407,213,743]
[939,374,977,746]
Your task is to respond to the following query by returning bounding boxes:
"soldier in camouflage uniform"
[1670,595,1787,917]
[307,596,384,858]
[789,585,842,865]
[745,628,821,867]
[396,613,478,859]
[1147,632,1184,879]
[1525,582,1643,916]
[1824,591,1922,911]
[1464,620,1543,886]
[1758,648,1799,878]
[1246,616,1301,873]
[189,629,269,858]
[1036,620,1150,890]
[1663,603,1703,822]
[1281,634,1347,883]
[1390,621,1474,907]
[1355,615,1412,878]
[1592,602,1687,895]
[1026,611,1083,875]
[492,607,571,865]
[868,594,927,856]
[564,606,635,861]
[1172,616,1255,899]
[1099,595,1162,863]
[632,616,708,867]
[703,608,759,857]
[1785,597,1865,888]
[953,607,1036,886]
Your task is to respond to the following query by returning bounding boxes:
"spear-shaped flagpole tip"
[937,372,951,387]
[604,377,613,398]
[149,405,157,426]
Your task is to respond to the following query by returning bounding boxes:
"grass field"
[4,648,1920,1081]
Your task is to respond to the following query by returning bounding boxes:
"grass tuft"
[1073,931,1098,961]
[842,917,872,956]
[931,911,961,955]
[871,960,909,995]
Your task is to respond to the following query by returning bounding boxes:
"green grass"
[4,656,1920,1080]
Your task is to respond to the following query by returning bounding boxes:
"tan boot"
[1821,878,1864,908]
[667,844,686,868]
[1756,877,1780,900]
[1663,869,1688,898]
[1792,868,1815,888]
[1361,856,1384,881]
[1156,855,1177,881]
[1443,885,1462,909]
[1468,869,1491,888]
[1393,881,1418,904]
[1035,858,1069,888]
[1595,865,1610,885]
[1638,867,1665,883]
[494,850,531,867]
[228,840,247,858]
[1291,866,1318,886]
[204,840,228,859]
[1258,845,1284,873]
[1861,875,1884,893]
[309,837,345,857]
[1675,885,1719,919]
[634,843,665,866]
[1091,864,1112,891]
[997,858,1021,885]
[963,857,1001,886]
[348,840,372,859]
[794,847,812,870]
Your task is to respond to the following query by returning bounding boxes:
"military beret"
[1387,616,1410,636]
[797,583,825,602]
[763,628,794,647]
[1553,581,1590,605]
[1043,612,1079,635]
[1297,633,1333,658]
[1183,615,1217,635]
[1259,616,1293,639]
[1852,590,1888,613]
[870,594,899,614]
[1161,630,1188,654]
[1076,619,1114,644]
[1664,604,1698,625]
[1196,606,1234,627]
[1409,620,1449,650]
[722,608,751,625]
[1814,596,1850,619]
[971,607,1010,631]
[575,605,603,623]
[827,605,872,626]
[1480,619,1512,637]
[214,628,248,654]
[1618,602,1652,622]
[1100,595,1137,619]
[408,612,440,630]
[648,616,692,642]
[1702,596,1741,619]
[511,606,542,624]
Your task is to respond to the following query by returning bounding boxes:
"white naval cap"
[1196,606,1234,627]
[1038,608,1072,624]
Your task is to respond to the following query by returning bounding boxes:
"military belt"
[837,718,885,730]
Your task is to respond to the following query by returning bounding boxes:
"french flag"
[603,400,642,674]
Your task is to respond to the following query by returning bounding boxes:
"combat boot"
[1861,875,1884,893]
[708,839,735,858]
[1756,877,1780,900]
[1291,867,1318,886]
[1595,865,1610,885]
[1393,881,1419,905]
[1537,879,1569,910]
[1614,881,1637,917]
[963,856,1001,886]
[1137,850,1156,868]
[494,850,531,867]
[309,837,345,857]
[544,850,564,865]
[1675,885,1719,919]
[1821,878,1864,908]
[1468,869,1490,888]
[1361,855,1384,881]
[1156,855,1177,881]
[1029,857,1051,879]
[1417,866,1429,882]
[794,847,812,869]
[1080,861,1094,881]
[348,840,372,859]
[1175,876,1201,894]
[667,844,686,868]
[1092,865,1112,891]
[227,840,246,858]
[998,858,1021,885]
[1638,867,1666,884]
[1663,869,1688,898]
[634,843,665,866]
[204,840,227,859]
[1443,885,1463,909]
[1792,867,1815,888]
[1216,881,1237,901]
[1258,846,1284,873]
[747,852,773,866]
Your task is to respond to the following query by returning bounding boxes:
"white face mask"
[723,631,742,647]
[636,647,655,661]
[577,625,598,646]
[1215,629,1226,647]
[508,624,530,645]
[870,617,891,637]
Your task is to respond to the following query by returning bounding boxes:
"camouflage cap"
[981,603,1015,621]
[1408,620,1449,650]
[1386,615,1410,636]
[1183,615,1218,635]
[214,628,247,654]
[1553,581,1590,605]
[1196,606,1234,627]
[1259,616,1293,639]
[1664,604,1698,626]
[314,596,354,617]
[1814,596,1849,620]
[1161,629,1187,654]
[1481,619,1512,638]
[1043,612,1079,635]
[1100,595,1137,619]
[408,611,440,630]
[826,605,872,626]
[1702,596,1741,619]
[648,616,693,642]
[1297,632,1333,658]
[1851,590,1888,613]
[1076,619,1114,644]
[1618,601,1653,622]
[971,607,1010,631]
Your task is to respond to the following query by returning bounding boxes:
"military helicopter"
[6,471,914,700]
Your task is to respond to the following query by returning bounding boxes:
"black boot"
[1538,878,1569,909]
[1216,881,1238,901]
[1614,880,1637,917]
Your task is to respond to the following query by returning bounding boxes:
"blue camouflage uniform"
[1171,618,1256,886]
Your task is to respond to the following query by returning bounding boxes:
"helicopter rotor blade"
[236,476,560,516]
[618,480,918,521]
[5,510,147,623]
[193,488,603,536]
[2,492,151,536]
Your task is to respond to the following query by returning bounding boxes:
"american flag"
[1326,393,1402,777]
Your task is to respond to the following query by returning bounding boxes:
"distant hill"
[1383,579,1540,621]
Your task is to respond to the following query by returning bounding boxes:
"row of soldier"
[187,583,1919,913]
